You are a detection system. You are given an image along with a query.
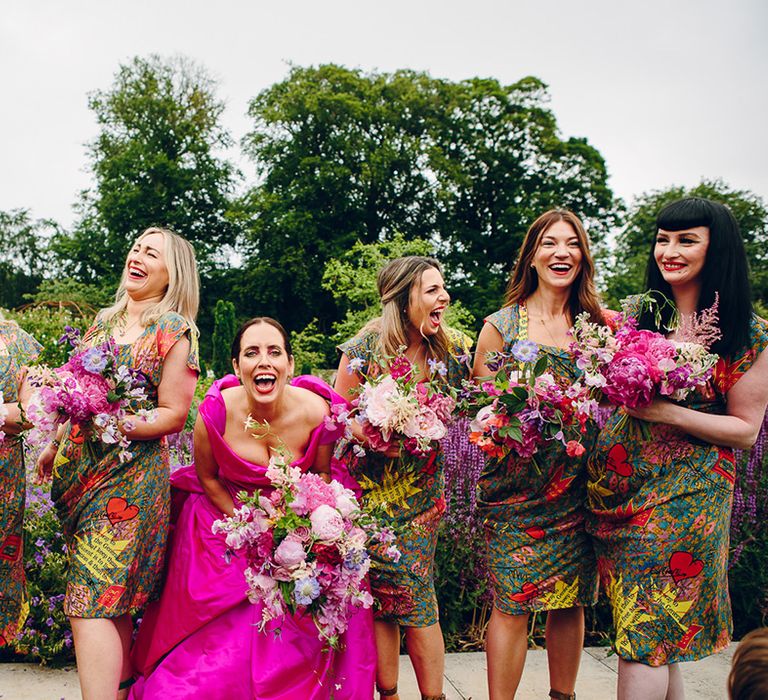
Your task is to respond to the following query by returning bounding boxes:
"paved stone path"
[0,646,734,699]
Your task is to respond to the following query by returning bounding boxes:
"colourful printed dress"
[477,304,599,615]
[0,322,42,646]
[51,312,199,618]
[587,316,768,665]
[336,328,471,627]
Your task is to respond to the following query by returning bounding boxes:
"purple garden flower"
[293,576,321,605]
[510,340,539,364]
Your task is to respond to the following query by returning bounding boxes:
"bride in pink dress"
[129,317,376,699]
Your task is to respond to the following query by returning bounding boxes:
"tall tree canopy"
[54,55,240,285]
[240,65,617,332]
[0,209,58,309]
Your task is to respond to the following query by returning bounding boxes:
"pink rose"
[389,356,413,380]
[310,504,345,541]
[273,536,307,568]
[565,440,586,457]
[252,530,275,560]
[362,421,392,453]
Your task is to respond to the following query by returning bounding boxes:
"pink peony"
[425,391,456,424]
[565,440,586,457]
[290,473,337,515]
[403,406,447,442]
[330,483,359,518]
[273,536,307,567]
[602,351,655,408]
[310,504,345,541]
[359,375,399,428]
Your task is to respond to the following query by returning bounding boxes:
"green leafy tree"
[0,209,59,309]
[27,278,113,317]
[211,299,237,379]
[428,76,618,320]
[604,179,768,309]
[240,66,617,331]
[290,319,330,374]
[54,55,240,286]
[240,64,442,333]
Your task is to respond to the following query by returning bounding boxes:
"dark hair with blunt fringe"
[639,197,752,358]
[504,209,605,326]
[230,317,293,362]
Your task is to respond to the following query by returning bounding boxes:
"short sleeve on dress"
[155,313,200,373]
[715,316,768,394]
[338,332,376,374]
[484,306,520,347]
[291,375,349,444]
[2,323,43,367]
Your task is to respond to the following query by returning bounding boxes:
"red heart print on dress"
[525,525,545,540]
[669,551,704,584]
[606,444,633,477]
[509,582,539,603]
[106,496,140,525]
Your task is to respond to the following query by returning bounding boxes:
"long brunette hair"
[504,209,604,324]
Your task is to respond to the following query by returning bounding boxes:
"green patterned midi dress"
[51,312,198,618]
[0,322,42,645]
[587,316,768,665]
[477,304,599,615]
[336,328,471,627]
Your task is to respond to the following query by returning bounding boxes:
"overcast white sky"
[2,0,766,229]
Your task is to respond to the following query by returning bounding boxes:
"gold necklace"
[405,343,424,367]
[526,300,567,348]
[114,311,141,338]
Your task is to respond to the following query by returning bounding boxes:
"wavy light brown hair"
[504,209,604,325]
[358,256,451,365]
[100,227,200,335]
[729,628,768,700]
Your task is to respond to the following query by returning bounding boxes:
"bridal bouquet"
[212,451,399,648]
[569,294,721,409]
[349,352,456,465]
[25,326,151,462]
[460,340,597,462]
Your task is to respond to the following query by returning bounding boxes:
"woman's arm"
[122,337,198,440]
[334,353,366,444]
[334,353,363,403]
[626,347,768,450]
[313,442,332,483]
[2,369,32,435]
[193,412,236,516]
[472,322,504,380]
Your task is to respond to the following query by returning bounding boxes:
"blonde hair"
[504,209,605,325]
[730,628,768,699]
[100,227,200,334]
[358,256,451,366]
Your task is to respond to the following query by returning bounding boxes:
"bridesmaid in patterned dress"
[0,315,42,648]
[36,227,200,700]
[334,256,471,700]
[472,210,607,700]
[587,198,768,700]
